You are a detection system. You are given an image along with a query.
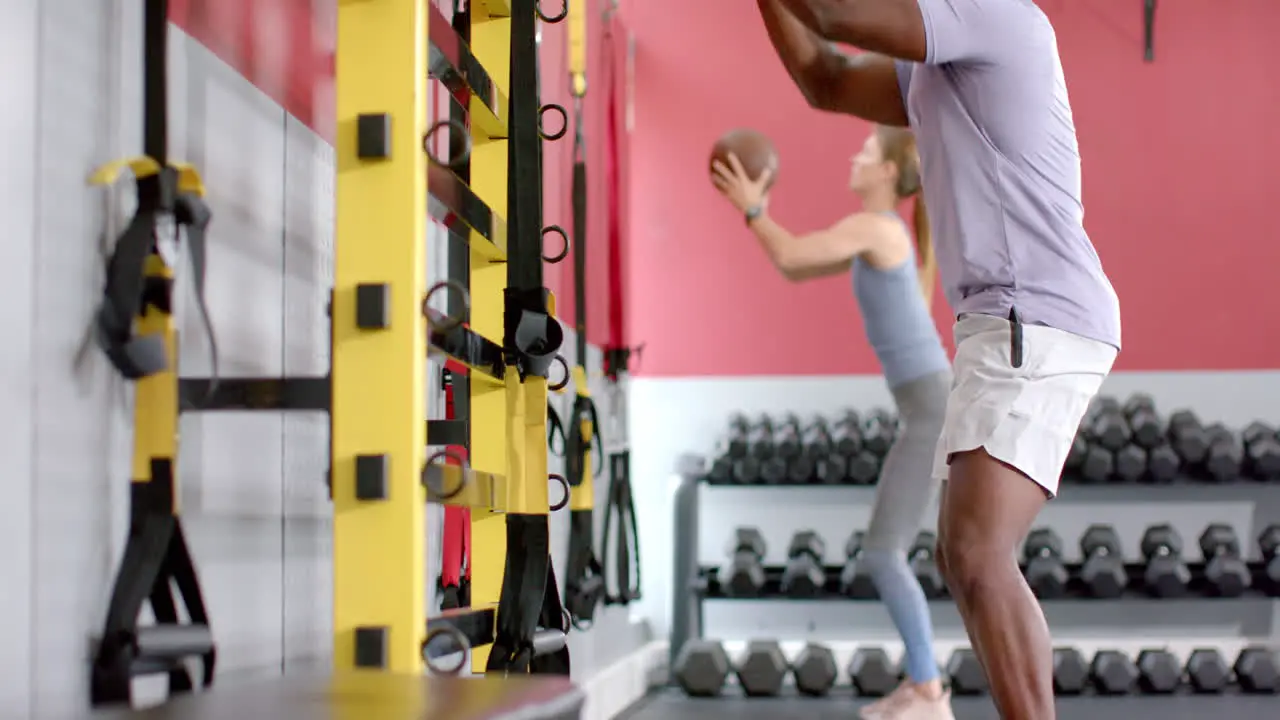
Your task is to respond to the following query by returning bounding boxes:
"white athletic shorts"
[932,312,1118,497]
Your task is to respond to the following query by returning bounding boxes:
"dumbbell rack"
[670,452,1280,675]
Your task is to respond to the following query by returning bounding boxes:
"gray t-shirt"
[895,0,1121,349]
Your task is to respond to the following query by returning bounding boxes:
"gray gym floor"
[620,688,1280,719]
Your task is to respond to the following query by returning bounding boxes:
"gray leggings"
[864,369,952,552]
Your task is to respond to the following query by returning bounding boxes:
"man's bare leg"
[937,448,1054,720]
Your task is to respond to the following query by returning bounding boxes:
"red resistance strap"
[604,22,625,354]
[440,360,470,588]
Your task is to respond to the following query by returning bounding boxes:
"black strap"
[601,449,641,604]
[547,401,566,457]
[485,514,555,673]
[90,461,215,706]
[565,395,604,484]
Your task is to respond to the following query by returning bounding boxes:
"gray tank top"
[851,213,950,388]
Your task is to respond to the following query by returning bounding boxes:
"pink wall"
[623,0,1280,376]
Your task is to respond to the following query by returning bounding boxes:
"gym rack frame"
[88,0,581,715]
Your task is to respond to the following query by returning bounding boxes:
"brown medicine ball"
[709,128,778,187]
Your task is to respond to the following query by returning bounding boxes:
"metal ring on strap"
[422,626,470,675]
[538,103,568,141]
[547,355,570,392]
[423,449,469,502]
[541,225,569,264]
[548,473,570,512]
[422,119,473,169]
[537,0,568,23]
[422,280,471,334]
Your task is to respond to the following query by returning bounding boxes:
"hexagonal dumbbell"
[721,527,767,597]
[1234,646,1280,694]
[839,531,877,599]
[1199,523,1251,597]
[1242,421,1280,481]
[946,648,988,695]
[1079,524,1127,598]
[1204,423,1243,482]
[1166,410,1209,466]
[1114,444,1148,483]
[848,646,899,697]
[1052,647,1090,695]
[847,450,881,485]
[1022,528,1068,599]
[1135,648,1181,694]
[1079,445,1115,484]
[781,530,828,598]
[1185,648,1230,694]
[1258,524,1280,595]
[1122,393,1164,449]
[1140,524,1190,598]
[1146,443,1181,483]
[735,640,788,697]
[1087,397,1132,451]
[908,532,946,599]
[1090,649,1138,695]
[1064,431,1089,476]
[673,639,731,696]
[791,643,838,696]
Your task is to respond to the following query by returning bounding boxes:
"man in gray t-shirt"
[758,1,1121,717]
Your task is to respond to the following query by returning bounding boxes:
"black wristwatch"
[744,203,765,224]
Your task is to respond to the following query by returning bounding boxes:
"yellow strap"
[88,156,206,197]
[568,0,587,97]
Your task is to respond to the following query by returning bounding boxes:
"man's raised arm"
[758,0,909,126]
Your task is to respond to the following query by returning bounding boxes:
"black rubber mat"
[622,688,1280,720]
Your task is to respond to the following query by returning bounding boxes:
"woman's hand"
[710,153,774,214]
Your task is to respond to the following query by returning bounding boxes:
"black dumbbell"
[1022,528,1068,599]
[849,646,899,697]
[1087,397,1132,452]
[1090,649,1138,695]
[840,531,877,599]
[736,640,788,697]
[1079,445,1115,483]
[862,409,897,456]
[909,532,946,598]
[1123,393,1164,449]
[1186,648,1230,694]
[734,456,762,484]
[1146,443,1180,483]
[1235,646,1280,694]
[1135,648,1181,694]
[786,454,816,484]
[946,648,988,695]
[1114,443,1148,483]
[1053,647,1090,695]
[747,414,776,460]
[847,450,880,485]
[1258,524,1280,595]
[792,643,839,696]
[1199,523,1251,597]
[801,416,833,459]
[707,454,735,483]
[1243,421,1280,481]
[760,456,787,484]
[674,639,731,696]
[1079,524,1127,598]
[1167,410,1210,466]
[774,414,803,460]
[722,528,767,597]
[721,413,750,459]
[833,410,865,456]
[1064,431,1089,476]
[815,453,848,484]
[1140,524,1190,598]
[1204,423,1243,482]
[781,530,827,598]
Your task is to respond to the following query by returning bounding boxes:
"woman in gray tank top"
[712,126,955,719]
